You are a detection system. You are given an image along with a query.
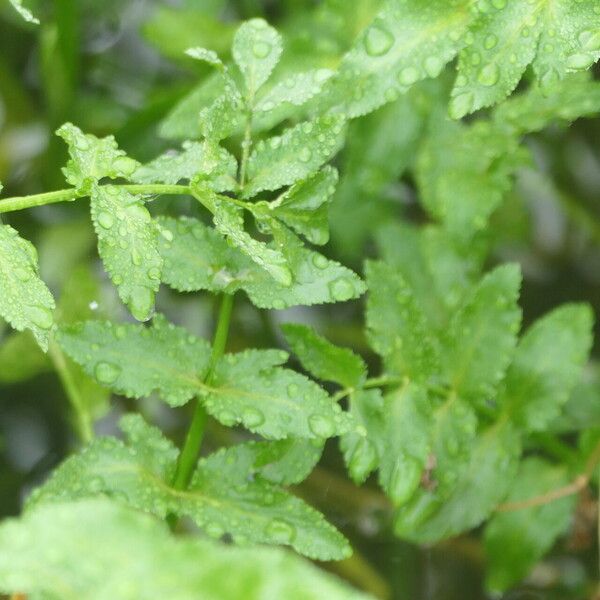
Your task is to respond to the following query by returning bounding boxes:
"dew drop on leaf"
[328,277,355,302]
[308,414,335,438]
[364,23,394,57]
[477,63,500,87]
[94,361,122,385]
[265,518,296,544]
[241,407,265,428]
[97,212,115,230]
[252,41,272,58]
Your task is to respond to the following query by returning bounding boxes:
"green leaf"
[416,114,528,238]
[242,227,366,309]
[394,420,521,543]
[0,499,369,599]
[207,349,355,440]
[244,114,346,198]
[90,184,163,321]
[199,81,244,141]
[56,316,212,407]
[281,322,367,388]
[132,141,237,192]
[324,0,471,117]
[222,438,324,486]
[233,19,282,95]
[484,458,576,593]
[255,166,338,245]
[493,73,600,135]
[443,264,522,403]
[194,183,292,285]
[378,384,432,505]
[56,123,139,192]
[366,260,439,381]
[30,417,350,560]
[502,304,593,432]
[156,217,366,309]
[0,224,55,350]
[340,389,385,484]
[8,0,38,23]
[450,0,600,118]
[255,69,334,112]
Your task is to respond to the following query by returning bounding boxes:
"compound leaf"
[90,184,163,321]
[132,141,237,192]
[484,458,576,593]
[233,19,282,95]
[56,317,212,407]
[340,389,385,484]
[281,322,367,388]
[255,69,334,112]
[157,217,365,309]
[0,499,370,599]
[244,115,346,198]
[325,0,471,117]
[0,223,55,350]
[443,264,522,403]
[378,383,432,505]
[57,123,139,192]
[450,0,600,118]
[394,420,521,544]
[29,419,349,560]
[195,183,292,285]
[256,166,338,245]
[502,304,593,432]
[206,349,355,440]
[366,261,439,382]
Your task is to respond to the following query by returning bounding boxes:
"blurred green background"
[1,1,600,599]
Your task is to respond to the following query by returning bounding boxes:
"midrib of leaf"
[85,460,301,533]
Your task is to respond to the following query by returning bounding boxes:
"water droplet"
[94,361,122,384]
[148,267,161,281]
[423,56,443,77]
[308,414,335,438]
[113,156,138,176]
[217,410,237,426]
[25,305,53,330]
[484,34,498,49]
[265,518,296,543]
[312,254,328,269]
[131,249,142,266]
[328,277,355,301]
[128,287,154,321]
[160,229,174,242]
[97,211,114,229]
[299,148,312,163]
[398,66,419,86]
[491,0,506,8]
[14,267,31,282]
[287,383,299,397]
[242,407,265,428]
[477,63,499,86]
[252,41,271,58]
[364,23,394,57]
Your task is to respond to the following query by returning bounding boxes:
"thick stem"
[0,184,191,215]
[171,293,234,490]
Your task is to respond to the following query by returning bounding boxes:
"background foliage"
[1,0,600,598]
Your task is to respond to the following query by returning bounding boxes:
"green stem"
[0,184,191,215]
[171,293,235,491]
[48,340,93,443]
